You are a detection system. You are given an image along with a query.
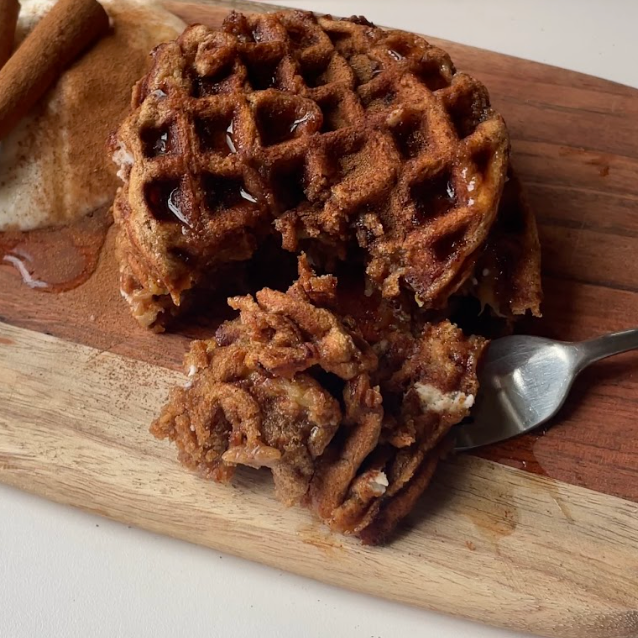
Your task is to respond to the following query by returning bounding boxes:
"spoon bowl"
[454,329,638,451]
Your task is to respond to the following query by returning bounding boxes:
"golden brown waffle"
[151,261,379,506]
[310,320,485,542]
[113,10,510,329]
[152,257,486,543]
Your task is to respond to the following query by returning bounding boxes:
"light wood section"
[1,321,637,638]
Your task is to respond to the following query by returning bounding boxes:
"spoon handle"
[574,328,638,369]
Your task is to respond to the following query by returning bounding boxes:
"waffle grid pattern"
[114,10,509,327]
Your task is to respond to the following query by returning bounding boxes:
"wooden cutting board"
[1,1,637,636]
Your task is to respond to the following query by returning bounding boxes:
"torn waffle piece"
[112,10,517,330]
[152,259,487,543]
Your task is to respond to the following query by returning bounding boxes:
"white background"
[3,1,637,637]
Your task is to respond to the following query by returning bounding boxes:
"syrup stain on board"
[0,207,112,291]
[558,146,611,177]
[462,471,520,556]
[464,503,519,552]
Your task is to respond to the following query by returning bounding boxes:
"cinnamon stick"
[0,0,109,140]
[0,0,20,70]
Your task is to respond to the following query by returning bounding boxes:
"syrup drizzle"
[0,207,112,292]
[2,253,48,289]
[167,188,191,226]
[226,120,237,153]
[290,112,312,134]
[240,187,258,203]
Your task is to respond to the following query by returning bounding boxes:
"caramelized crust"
[152,258,487,541]
[152,266,377,504]
[113,10,511,329]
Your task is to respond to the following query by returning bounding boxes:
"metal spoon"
[454,329,638,451]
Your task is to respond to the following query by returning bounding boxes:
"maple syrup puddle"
[0,207,112,292]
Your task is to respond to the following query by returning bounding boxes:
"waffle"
[152,257,486,543]
[112,10,510,329]
[471,167,542,317]
[150,267,377,505]
[115,10,542,543]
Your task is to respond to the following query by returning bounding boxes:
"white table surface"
[3,1,637,637]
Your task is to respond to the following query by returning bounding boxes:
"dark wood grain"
[1,0,637,503]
